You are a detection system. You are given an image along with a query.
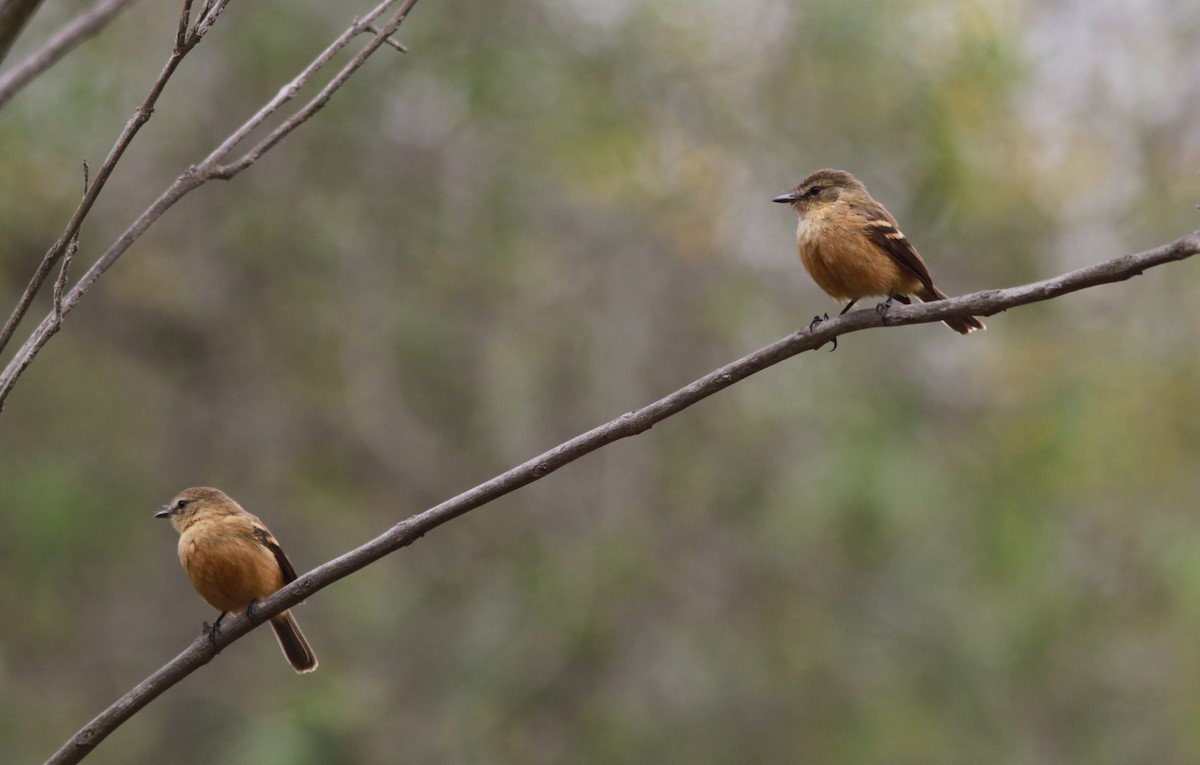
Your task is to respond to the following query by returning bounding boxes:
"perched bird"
[156,487,318,673]
[773,169,985,335]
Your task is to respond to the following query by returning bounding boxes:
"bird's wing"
[253,525,299,584]
[858,204,937,294]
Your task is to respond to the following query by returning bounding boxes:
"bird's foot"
[245,599,261,625]
[807,312,838,352]
[875,295,896,322]
[204,612,227,646]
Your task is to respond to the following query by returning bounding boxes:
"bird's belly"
[180,535,281,614]
[797,228,914,302]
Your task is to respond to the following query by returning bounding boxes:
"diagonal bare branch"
[0,0,420,413]
[44,229,1200,765]
[51,163,88,328]
[0,0,224,363]
[0,0,140,109]
[198,0,416,177]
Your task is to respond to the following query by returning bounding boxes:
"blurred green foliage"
[1,0,1199,762]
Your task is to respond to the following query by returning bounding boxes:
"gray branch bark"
[45,229,1200,765]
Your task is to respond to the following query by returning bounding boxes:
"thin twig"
[187,0,229,45]
[0,0,419,413]
[43,230,1200,765]
[0,0,139,109]
[0,0,213,361]
[51,238,76,328]
[209,3,415,177]
[174,0,194,49]
[197,0,413,176]
[52,163,88,326]
[361,23,406,52]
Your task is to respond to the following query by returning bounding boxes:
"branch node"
[175,0,195,50]
[50,160,89,328]
[52,236,78,329]
[361,24,408,52]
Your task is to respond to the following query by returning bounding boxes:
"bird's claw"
[245,599,260,625]
[807,312,837,352]
[204,613,227,646]
[875,295,896,322]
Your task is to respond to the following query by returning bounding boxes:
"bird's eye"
[176,499,191,509]
[805,186,824,197]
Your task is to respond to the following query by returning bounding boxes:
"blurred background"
[2,0,1200,762]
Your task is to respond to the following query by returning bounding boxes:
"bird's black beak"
[772,191,798,204]
[154,505,172,519]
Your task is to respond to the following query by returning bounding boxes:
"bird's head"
[772,168,868,212]
[155,486,239,528]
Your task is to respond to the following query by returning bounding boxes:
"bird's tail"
[916,285,986,335]
[270,611,318,673]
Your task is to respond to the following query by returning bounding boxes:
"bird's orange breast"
[796,208,919,301]
[178,523,284,614]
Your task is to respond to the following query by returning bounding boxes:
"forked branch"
[0,0,420,412]
[0,0,231,363]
